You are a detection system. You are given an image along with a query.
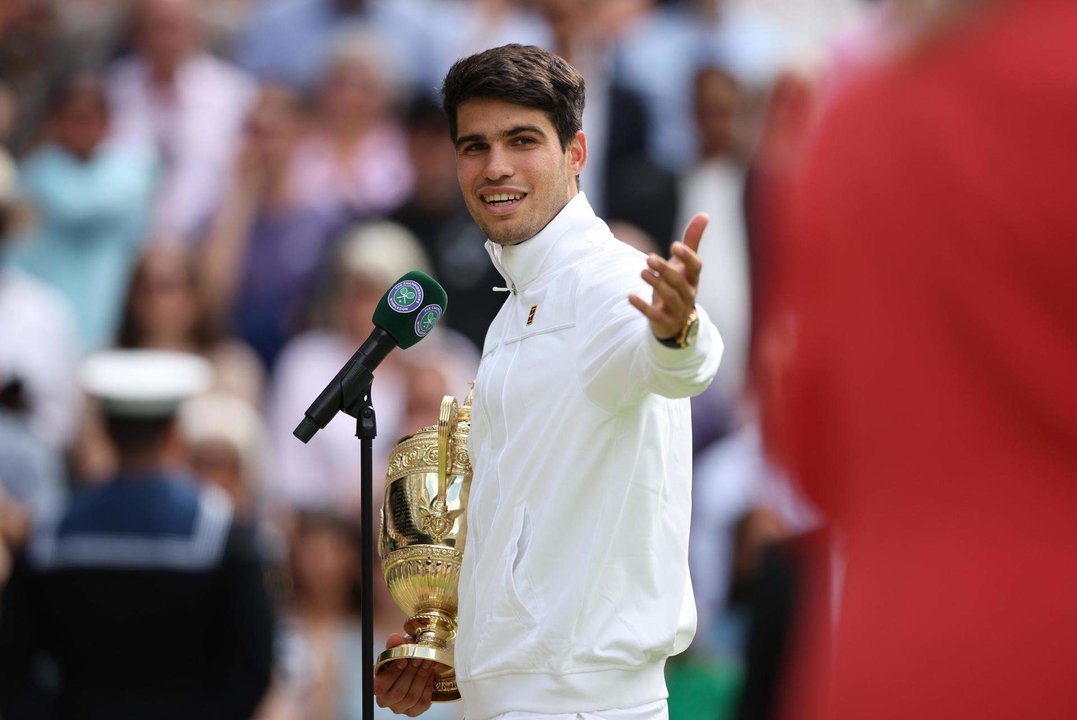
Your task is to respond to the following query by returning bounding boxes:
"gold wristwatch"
[658,307,700,349]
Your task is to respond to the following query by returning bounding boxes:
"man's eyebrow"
[503,124,546,139]
[455,133,485,149]
[455,125,548,149]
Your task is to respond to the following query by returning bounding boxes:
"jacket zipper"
[489,249,519,295]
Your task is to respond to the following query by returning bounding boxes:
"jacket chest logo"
[526,305,538,326]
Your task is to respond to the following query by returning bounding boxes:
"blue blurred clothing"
[231,204,342,371]
[234,0,427,93]
[13,143,156,353]
[0,411,65,520]
[0,471,275,719]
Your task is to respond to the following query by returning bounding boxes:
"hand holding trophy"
[375,388,473,701]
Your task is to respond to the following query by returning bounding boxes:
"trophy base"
[376,644,460,702]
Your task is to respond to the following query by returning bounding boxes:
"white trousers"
[488,700,668,720]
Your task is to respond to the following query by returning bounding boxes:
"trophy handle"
[436,396,459,506]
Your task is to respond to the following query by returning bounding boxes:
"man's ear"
[568,130,587,176]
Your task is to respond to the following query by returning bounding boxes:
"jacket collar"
[485,192,599,292]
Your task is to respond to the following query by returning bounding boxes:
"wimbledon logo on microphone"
[415,305,443,337]
[388,280,424,313]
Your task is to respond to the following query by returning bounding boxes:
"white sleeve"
[575,254,723,411]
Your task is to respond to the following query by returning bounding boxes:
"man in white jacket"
[375,44,722,720]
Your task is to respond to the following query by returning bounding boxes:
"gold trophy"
[375,390,472,701]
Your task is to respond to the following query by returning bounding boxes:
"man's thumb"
[384,633,410,650]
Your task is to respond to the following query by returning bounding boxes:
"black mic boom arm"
[292,328,395,443]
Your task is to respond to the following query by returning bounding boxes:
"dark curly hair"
[440,44,586,151]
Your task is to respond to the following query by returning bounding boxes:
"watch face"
[684,317,700,347]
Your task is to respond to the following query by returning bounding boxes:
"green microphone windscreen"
[371,271,449,349]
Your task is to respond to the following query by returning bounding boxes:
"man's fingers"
[630,292,682,340]
[640,271,689,318]
[374,660,405,701]
[396,666,434,714]
[379,661,421,707]
[628,293,662,322]
[681,213,708,254]
[645,255,695,308]
[404,670,436,717]
[671,242,703,289]
[404,675,432,714]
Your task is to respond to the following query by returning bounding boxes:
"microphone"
[293,270,448,443]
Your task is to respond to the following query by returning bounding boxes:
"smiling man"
[374,44,723,720]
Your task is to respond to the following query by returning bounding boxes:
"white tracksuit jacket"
[455,193,723,719]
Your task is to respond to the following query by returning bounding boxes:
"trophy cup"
[375,389,472,701]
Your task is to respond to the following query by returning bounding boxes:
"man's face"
[454,97,586,246]
[137,0,197,72]
[54,85,109,160]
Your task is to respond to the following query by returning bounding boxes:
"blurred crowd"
[9,0,1041,718]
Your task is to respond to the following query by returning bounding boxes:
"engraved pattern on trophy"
[375,388,474,702]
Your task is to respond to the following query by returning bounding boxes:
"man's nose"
[483,144,514,181]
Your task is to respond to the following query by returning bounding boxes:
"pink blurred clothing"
[107,53,257,242]
[288,123,413,221]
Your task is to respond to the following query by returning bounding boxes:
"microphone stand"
[294,356,383,720]
[353,390,377,720]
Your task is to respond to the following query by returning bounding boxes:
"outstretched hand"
[373,634,435,717]
[629,213,707,340]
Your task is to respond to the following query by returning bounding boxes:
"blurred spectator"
[233,0,426,95]
[198,0,263,56]
[689,418,816,663]
[599,0,711,173]
[770,1,1077,718]
[397,344,476,437]
[178,390,290,616]
[0,350,275,719]
[390,96,501,350]
[0,79,17,146]
[677,65,752,413]
[0,0,66,155]
[0,485,31,587]
[107,0,257,244]
[179,391,268,520]
[70,242,266,483]
[12,71,156,353]
[0,390,66,522]
[118,242,265,407]
[0,146,81,454]
[274,511,367,720]
[267,220,476,520]
[288,37,413,225]
[266,511,463,719]
[200,82,330,370]
[421,0,553,95]
[54,0,131,72]
[536,0,678,244]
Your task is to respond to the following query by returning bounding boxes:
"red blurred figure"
[768,1,1077,719]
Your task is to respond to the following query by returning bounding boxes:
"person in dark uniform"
[0,349,275,720]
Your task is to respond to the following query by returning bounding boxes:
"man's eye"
[513,137,536,146]
[463,143,486,153]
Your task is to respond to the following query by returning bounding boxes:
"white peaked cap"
[80,350,212,418]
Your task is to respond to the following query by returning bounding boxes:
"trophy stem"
[404,609,457,649]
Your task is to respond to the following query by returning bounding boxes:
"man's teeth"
[484,193,524,204]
